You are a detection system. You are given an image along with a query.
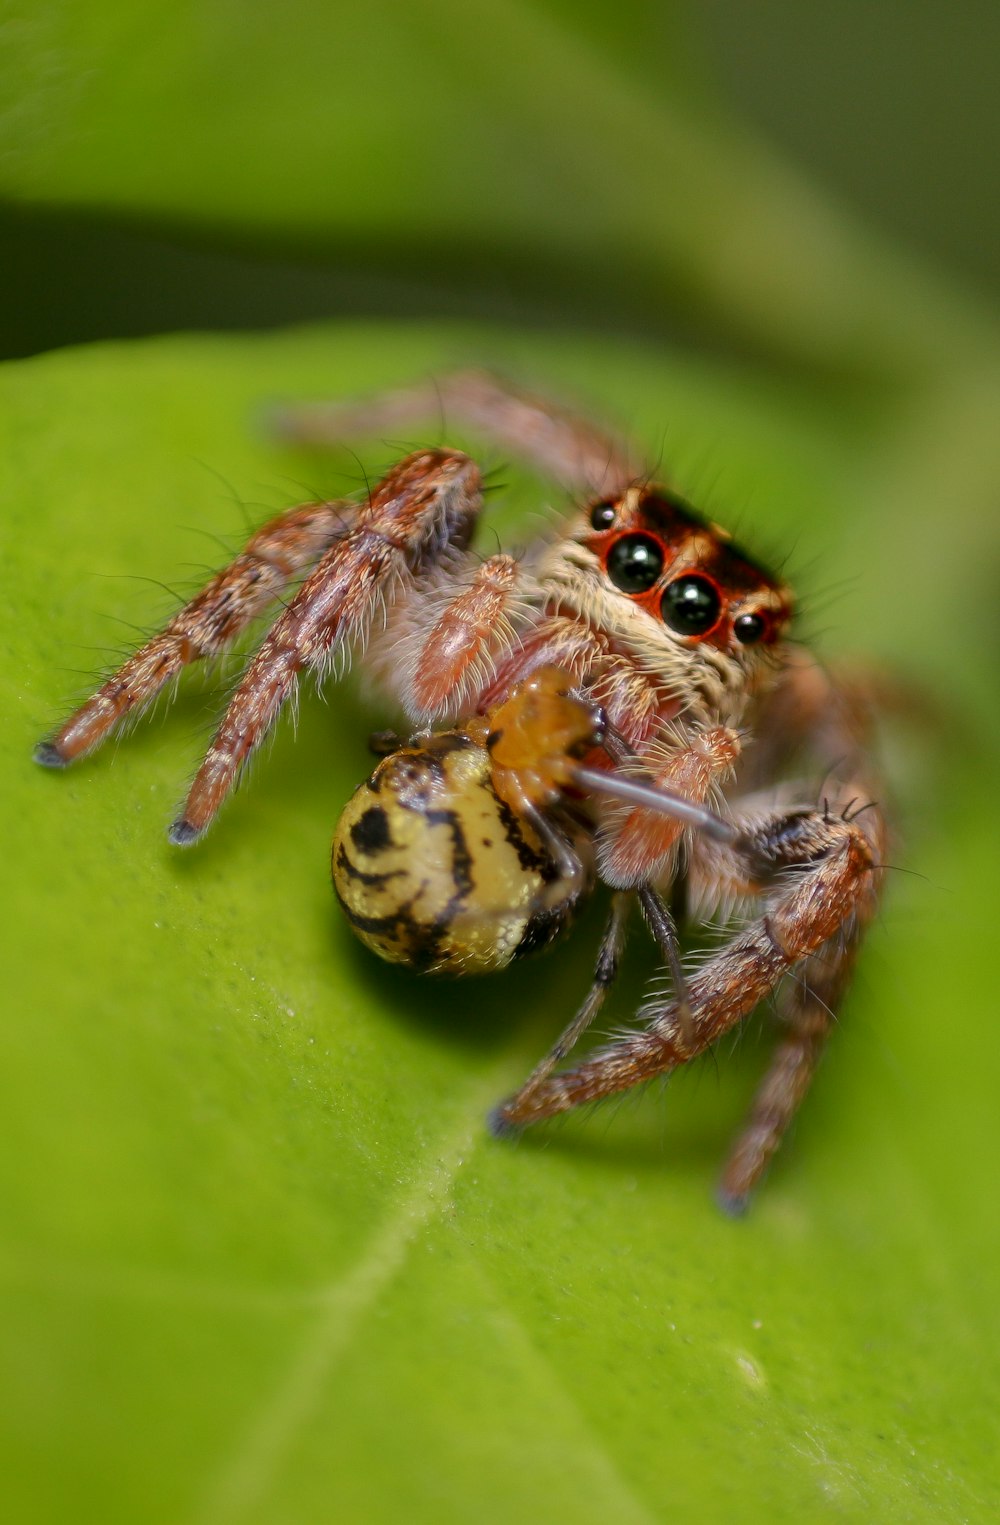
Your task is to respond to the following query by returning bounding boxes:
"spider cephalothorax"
[35,372,886,1212]
[540,482,792,727]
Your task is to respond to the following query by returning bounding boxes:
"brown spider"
[35,373,886,1212]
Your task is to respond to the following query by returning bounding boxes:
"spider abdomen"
[332,733,591,976]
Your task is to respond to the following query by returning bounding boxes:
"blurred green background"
[4,0,1000,359]
[2,3,999,1523]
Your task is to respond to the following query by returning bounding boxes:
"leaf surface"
[2,322,998,1523]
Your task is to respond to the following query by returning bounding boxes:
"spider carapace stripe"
[35,372,889,1210]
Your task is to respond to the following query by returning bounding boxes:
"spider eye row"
[661,575,720,636]
[589,501,617,531]
[592,518,770,645]
[605,531,663,593]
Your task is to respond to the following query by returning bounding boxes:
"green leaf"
[2,0,995,375]
[2,322,998,1522]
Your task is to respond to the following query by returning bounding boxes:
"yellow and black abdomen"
[332,733,590,975]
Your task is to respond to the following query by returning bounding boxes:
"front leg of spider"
[34,499,356,768]
[168,450,483,843]
[35,447,485,811]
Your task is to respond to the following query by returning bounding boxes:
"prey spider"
[35,372,886,1211]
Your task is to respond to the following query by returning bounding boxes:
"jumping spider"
[35,372,886,1212]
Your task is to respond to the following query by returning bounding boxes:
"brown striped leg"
[716,933,860,1215]
[490,892,630,1131]
[170,449,483,844]
[492,795,885,1207]
[392,551,537,722]
[270,370,641,499]
[35,500,353,768]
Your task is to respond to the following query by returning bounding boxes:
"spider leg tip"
[34,740,69,770]
[486,1104,521,1140]
[715,1184,750,1219]
[168,817,204,848]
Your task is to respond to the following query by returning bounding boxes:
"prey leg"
[490,892,630,1129]
[637,884,694,1046]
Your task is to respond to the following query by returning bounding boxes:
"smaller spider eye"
[661,575,721,637]
[734,611,766,645]
[605,533,665,594]
[589,501,616,530]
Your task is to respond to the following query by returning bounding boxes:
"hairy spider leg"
[35,501,354,767]
[381,550,536,724]
[269,369,642,499]
[170,449,484,843]
[716,934,863,1214]
[705,658,888,1209]
[492,790,884,1195]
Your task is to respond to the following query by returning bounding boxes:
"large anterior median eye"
[605,533,665,594]
[660,574,722,636]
